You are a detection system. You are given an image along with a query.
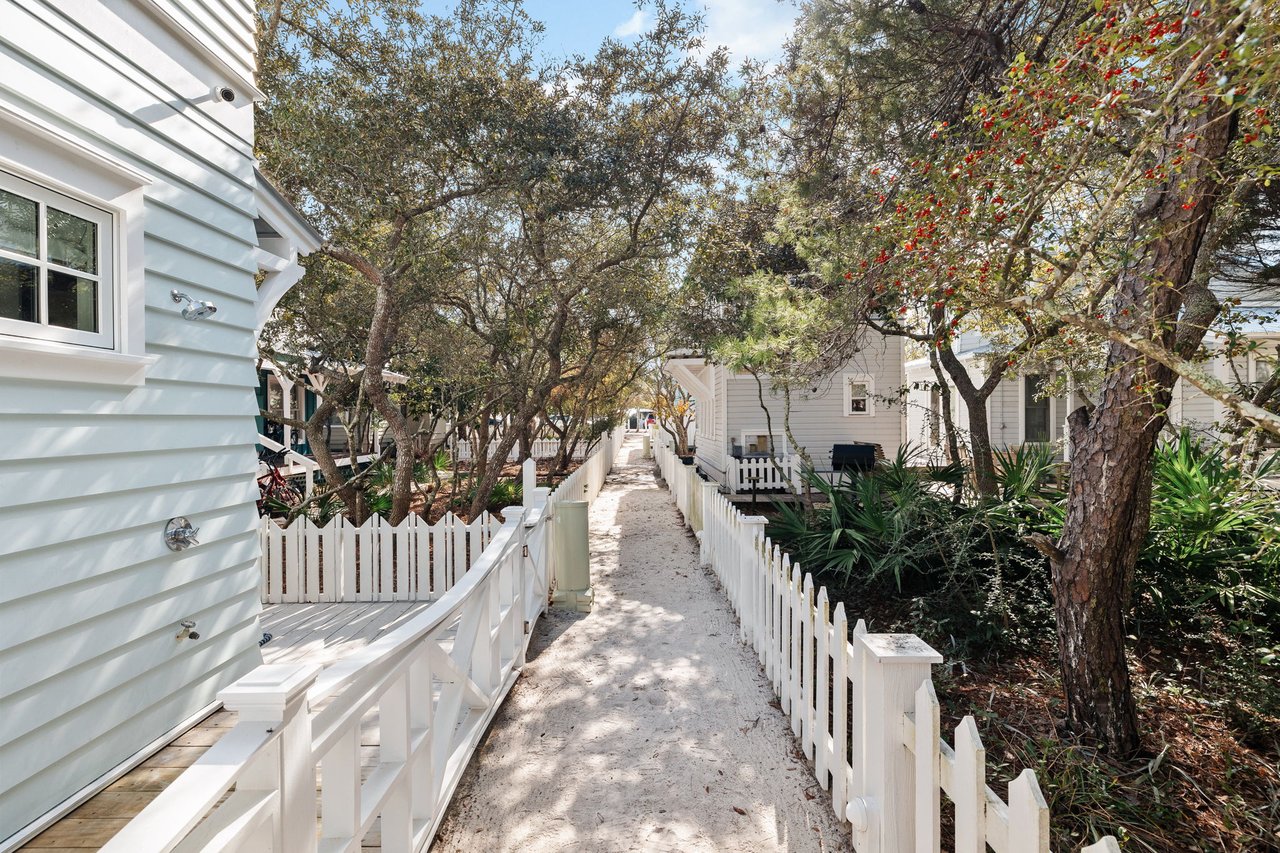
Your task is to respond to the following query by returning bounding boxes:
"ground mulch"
[932,649,1280,852]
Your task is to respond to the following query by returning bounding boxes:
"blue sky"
[512,1,799,65]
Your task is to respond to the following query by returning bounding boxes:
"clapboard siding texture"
[720,334,906,465]
[690,364,727,479]
[0,0,264,842]
[903,358,1070,457]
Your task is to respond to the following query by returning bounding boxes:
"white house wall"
[904,359,1068,457]
[0,0,263,841]
[719,335,906,468]
[693,365,728,479]
[1173,336,1279,436]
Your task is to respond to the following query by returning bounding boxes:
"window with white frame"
[742,432,782,455]
[0,170,113,349]
[843,373,875,416]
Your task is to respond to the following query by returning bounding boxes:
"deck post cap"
[858,633,943,664]
[219,663,321,720]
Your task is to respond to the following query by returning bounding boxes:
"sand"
[432,437,852,852]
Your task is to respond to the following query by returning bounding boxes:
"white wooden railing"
[259,512,500,603]
[726,453,796,494]
[452,437,588,463]
[104,432,623,853]
[652,430,1121,853]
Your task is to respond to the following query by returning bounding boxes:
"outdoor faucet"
[176,620,200,641]
[164,517,200,551]
[170,289,218,321]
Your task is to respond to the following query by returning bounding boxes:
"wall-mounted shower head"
[171,290,218,321]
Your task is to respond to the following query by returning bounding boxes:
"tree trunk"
[965,397,998,497]
[518,421,532,461]
[929,349,962,467]
[304,388,368,522]
[361,278,418,524]
[1051,90,1234,754]
[937,345,1000,497]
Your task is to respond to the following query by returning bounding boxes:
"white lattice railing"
[102,432,623,853]
[652,429,1121,853]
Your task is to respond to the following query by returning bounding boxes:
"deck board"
[19,601,436,851]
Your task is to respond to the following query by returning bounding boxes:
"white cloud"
[614,9,649,38]
[696,0,798,63]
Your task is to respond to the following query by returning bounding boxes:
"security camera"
[215,86,236,103]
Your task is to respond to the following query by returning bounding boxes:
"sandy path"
[432,437,852,853]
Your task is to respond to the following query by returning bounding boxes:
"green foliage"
[1127,431,1280,731]
[769,446,1055,654]
[1138,430,1280,621]
[450,478,522,515]
[773,431,1280,661]
[984,444,1066,537]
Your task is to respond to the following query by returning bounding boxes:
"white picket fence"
[103,431,623,853]
[451,437,587,463]
[727,453,796,494]
[258,512,500,603]
[652,430,1121,853]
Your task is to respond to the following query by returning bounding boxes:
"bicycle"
[257,447,303,517]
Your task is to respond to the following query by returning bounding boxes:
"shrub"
[768,445,1057,655]
[1138,430,1280,621]
[449,478,522,515]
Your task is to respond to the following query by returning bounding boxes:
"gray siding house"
[665,332,906,493]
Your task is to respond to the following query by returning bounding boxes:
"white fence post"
[522,457,537,499]
[698,481,719,567]
[523,485,551,625]
[850,634,942,853]
[219,663,321,853]
[739,516,767,645]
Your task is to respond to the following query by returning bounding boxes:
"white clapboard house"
[901,332,1074,465]
[664,331,906,494]
[669,299,1278,493]
[0,2,317,846]
[901,311,1279,465]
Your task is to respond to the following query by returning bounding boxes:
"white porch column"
[279,375,296,450]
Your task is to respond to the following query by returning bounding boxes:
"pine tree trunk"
[1051,89,1234,754]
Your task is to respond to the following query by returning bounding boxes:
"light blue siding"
[0,0,264,841]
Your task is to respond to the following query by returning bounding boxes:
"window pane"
[1025,376,1050,442]
[48,270,98,332]
[850,382,869,413]
[0,189,38,258]
[47,207,98,274]
[0,258,38,322]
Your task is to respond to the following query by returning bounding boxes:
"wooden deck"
[19,601,436,851]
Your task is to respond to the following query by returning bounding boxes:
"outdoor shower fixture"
[164,517,200,551]
[171,290,218,321]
